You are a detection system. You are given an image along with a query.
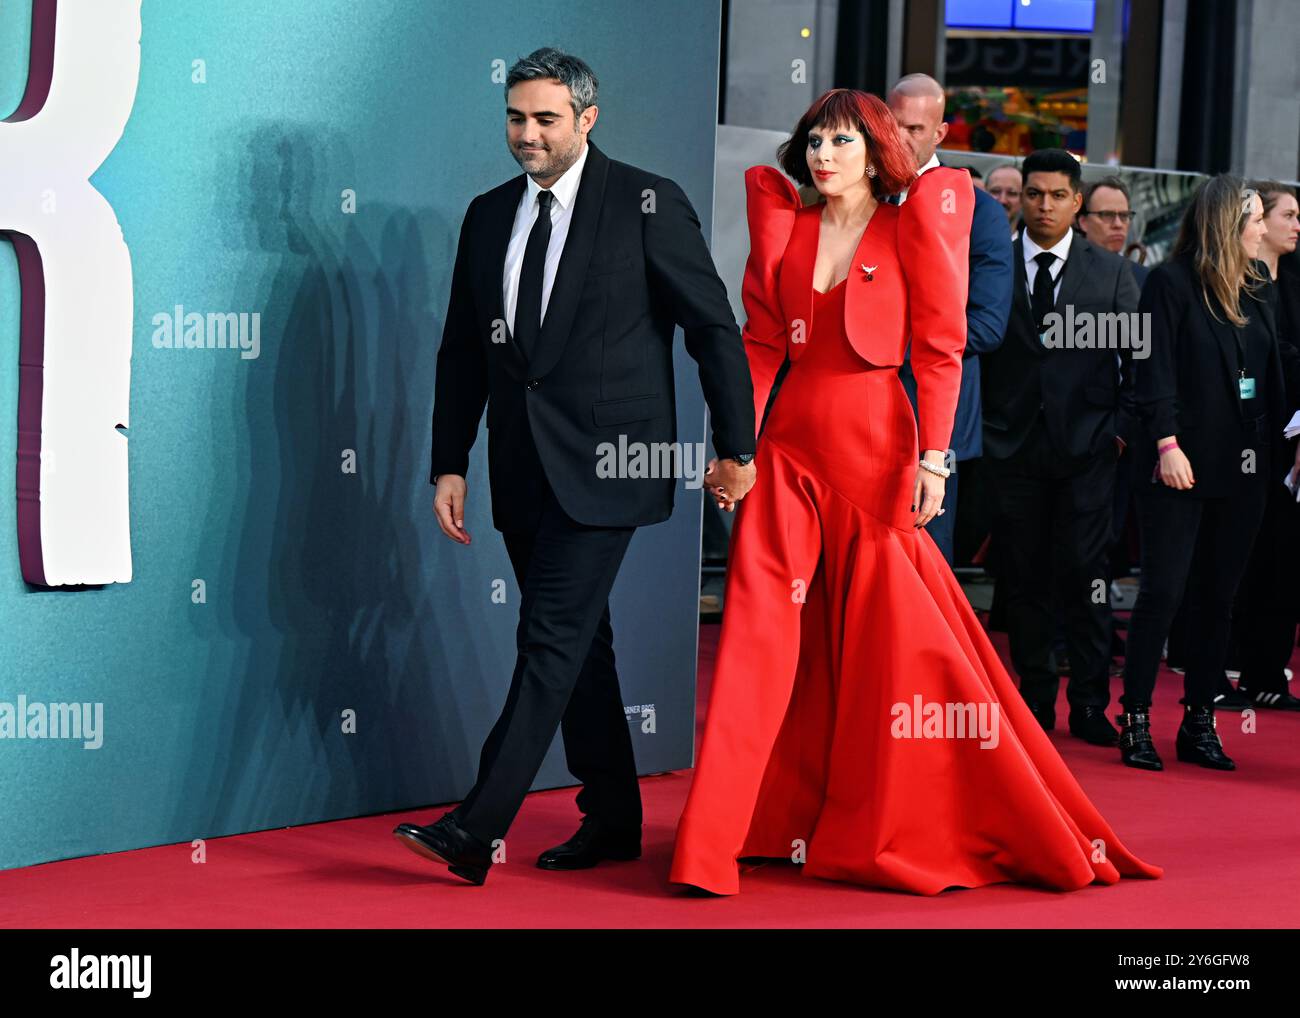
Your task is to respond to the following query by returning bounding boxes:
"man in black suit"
[981,148,1141,746]
[394,48,757,884]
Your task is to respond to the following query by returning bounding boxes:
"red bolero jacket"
[739,164,973,455]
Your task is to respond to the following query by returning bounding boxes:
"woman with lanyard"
[1116,176,1287,771]
[1233,182,1300,710]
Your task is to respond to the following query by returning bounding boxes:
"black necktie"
[1031,251,1057,333]
[514,190,554,358]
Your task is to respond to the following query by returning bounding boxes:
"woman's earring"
[866,165,877,178]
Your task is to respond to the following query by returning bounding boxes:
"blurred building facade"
[720,0,1300,181]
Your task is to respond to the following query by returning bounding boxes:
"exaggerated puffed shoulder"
[739,165,803,443]
[744,164,802,210]
[897,166,974,237]
[743,165,802,267]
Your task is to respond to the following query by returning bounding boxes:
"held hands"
[912,450,947,528]
[704,457,757,513]
[433,474,471,544]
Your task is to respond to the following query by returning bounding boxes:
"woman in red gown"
[669,89,1162,896]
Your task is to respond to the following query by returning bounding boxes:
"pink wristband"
[1158,441,1179,454]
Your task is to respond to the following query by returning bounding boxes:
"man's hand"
[433,474,471,544]
[704,457,757,513]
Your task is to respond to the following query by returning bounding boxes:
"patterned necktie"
[514,190,554,358]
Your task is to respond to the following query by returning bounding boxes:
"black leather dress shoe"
[1175,705,1235,770]
[536,816,641,870]
[1025,700,1056,732]
[393,812,493,885]
[1069,706,1119,746]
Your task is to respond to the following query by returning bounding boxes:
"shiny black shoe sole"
[393,825,488,885]
[536,846,641,871]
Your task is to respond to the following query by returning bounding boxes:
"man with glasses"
[986,164,1024,237]
[1077,176,1148,287]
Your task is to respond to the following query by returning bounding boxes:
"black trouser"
[1165,598,1193,669]
[454,470,639,847]
[988,416,1116,711]
[1110,445,1137,571]
[1233,477,1300,694]
[1122,480,1268,707]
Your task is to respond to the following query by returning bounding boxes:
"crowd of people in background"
[887,74,1300,773]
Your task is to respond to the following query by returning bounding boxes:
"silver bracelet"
[918,459,950,479]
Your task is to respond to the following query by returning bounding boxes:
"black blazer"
[1274,249,1300,404]
[981,230,1141,461]
[429,139,755,531]
[1132,253,1288,500]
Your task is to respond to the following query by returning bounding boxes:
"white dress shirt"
[1022,227,1073,304]
[502,141,590,335]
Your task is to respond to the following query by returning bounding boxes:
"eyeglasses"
[1082,209,1135,224]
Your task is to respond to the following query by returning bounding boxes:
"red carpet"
[2,623,1297,928]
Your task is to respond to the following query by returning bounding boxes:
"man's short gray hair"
[506,47,599,120]
[987,163,1023,181]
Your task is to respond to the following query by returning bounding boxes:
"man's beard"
[513,132,582,180]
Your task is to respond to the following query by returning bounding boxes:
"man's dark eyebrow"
[505,106,562,117]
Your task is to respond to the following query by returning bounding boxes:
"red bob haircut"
[776,88,917,199]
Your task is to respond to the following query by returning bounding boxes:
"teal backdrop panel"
[0,0,723,870]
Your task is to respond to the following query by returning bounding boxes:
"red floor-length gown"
[668,165,1162,896]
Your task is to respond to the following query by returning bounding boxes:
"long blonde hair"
[1172,174,1265,326]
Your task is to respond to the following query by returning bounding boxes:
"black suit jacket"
[981,230,1141,461]
[429,139,755,531]
[1132,253,1288,500]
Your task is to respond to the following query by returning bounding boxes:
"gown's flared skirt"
[669,288,1162,895]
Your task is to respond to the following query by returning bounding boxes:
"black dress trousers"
[453,417,640,847]
[988,411,1117,711]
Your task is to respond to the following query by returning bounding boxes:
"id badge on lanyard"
[1236,322,1255,399]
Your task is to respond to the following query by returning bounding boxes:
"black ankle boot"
[1115,704,1163,771]
[1175,705,1235,770]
